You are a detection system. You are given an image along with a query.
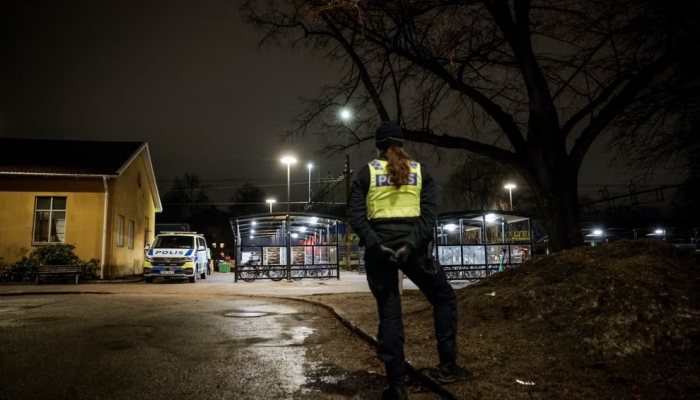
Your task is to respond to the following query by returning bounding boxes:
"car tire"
[189,271,196,283]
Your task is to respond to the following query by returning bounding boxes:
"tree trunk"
[528,166,582,252]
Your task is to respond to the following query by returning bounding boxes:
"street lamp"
[280,156,297,214]
[266,199,276,213]
[504,183,516,210]
[307,163,313,203]
[281,156,297,282]
[340,108,351,121]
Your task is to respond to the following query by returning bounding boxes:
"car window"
[152,236,194,249]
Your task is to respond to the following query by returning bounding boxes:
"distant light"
[307,163,313,170]
[299,227,307,232]
[504,183,516,190]
[266,199,276,204]
[251,230,255,234]
[485,214,497,222]
[252,221,257,226]
[291,233,298,238]
[444,224,458,231]
[281,156,297,165]
[249,235,253,239]
[593,230,603,235]
[340,108,351,120]
[310,217,319,223]
[655,229,663,234]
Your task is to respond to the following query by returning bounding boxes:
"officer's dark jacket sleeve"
[347,165,381,249]
[408,164,438,249]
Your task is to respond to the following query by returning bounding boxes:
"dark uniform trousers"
[364,247,458,384]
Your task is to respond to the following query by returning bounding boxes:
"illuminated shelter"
[230,212,342,282]
[435,211,536,281]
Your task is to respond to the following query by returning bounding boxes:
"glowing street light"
[340,108,351,121]
[280,156,297,215]
[655,228,667,240]
[266,199,276,213]
[504,183,516,210]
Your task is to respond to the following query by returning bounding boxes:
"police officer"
[347,121,473,399]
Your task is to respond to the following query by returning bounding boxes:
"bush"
[0,257,34,282]
[0,244,101,283]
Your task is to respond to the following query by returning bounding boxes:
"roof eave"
[0,172,119,178]
[113,142,162,212]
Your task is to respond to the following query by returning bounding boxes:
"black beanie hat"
[375,121,404,150]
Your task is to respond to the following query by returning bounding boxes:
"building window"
[117,216,125,247]
[33,197,67,243]
[128,220,135,249]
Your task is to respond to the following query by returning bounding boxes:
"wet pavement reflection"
[0,294,429,399]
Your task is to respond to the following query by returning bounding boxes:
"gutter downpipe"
[101,176,109,280]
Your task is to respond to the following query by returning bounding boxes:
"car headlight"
[185,256,196,262]
[143,268,151,273]
[145,256,154,262]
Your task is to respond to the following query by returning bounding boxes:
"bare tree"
[242,0,688,251]
[161,173,210,221]
[229,183,267,217]
[443,155,514,211]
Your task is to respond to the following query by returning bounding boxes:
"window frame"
[128,220,135,249]
[117,215,125,247]
[32,196,68,245]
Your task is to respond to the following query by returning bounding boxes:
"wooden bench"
[33,265,81,285]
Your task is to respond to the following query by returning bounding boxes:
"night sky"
[0,0,680,207]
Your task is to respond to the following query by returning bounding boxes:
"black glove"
[379,245,397,260]
[393,244,411,263]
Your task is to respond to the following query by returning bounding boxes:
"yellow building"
[0,138,163,278]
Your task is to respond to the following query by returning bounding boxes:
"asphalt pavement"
[0,270,474,297]
[0,294,445,400]
[0,272,473,399]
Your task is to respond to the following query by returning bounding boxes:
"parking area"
[0,270,475,297]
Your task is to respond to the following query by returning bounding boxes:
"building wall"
[0,176,105,263]
[106,152,157,277]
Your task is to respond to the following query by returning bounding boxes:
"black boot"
[422,362,474,385]
[381,383,408,400]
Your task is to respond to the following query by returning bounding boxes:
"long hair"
[385,146,411,188]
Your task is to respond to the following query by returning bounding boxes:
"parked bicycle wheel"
[317,267,332,280]
[239,265,258,282]
[267,266,286,282]
[290,268,304,281]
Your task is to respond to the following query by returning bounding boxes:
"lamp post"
[307,163,313,203]
[281,156,297,282]
[281,156,297,214]
[266,199,276,213]
[504,183,516,210]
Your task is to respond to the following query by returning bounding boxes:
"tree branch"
[569,53,674,169]
[403,128,521,168]
[321,14,391,121]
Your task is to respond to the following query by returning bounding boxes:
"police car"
[143,232,210,283]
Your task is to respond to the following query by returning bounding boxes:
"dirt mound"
[463,239,700,359]
[446,239,700,398]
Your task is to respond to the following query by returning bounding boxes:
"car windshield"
[152,236,194,249]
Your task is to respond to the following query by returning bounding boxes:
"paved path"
[0,271,474,297]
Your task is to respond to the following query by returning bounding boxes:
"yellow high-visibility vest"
[366,159,422,220]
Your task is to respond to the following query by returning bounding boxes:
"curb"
[250,294,458,400]
[0,291,113,296]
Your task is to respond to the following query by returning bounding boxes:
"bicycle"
[238,260,287,282]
